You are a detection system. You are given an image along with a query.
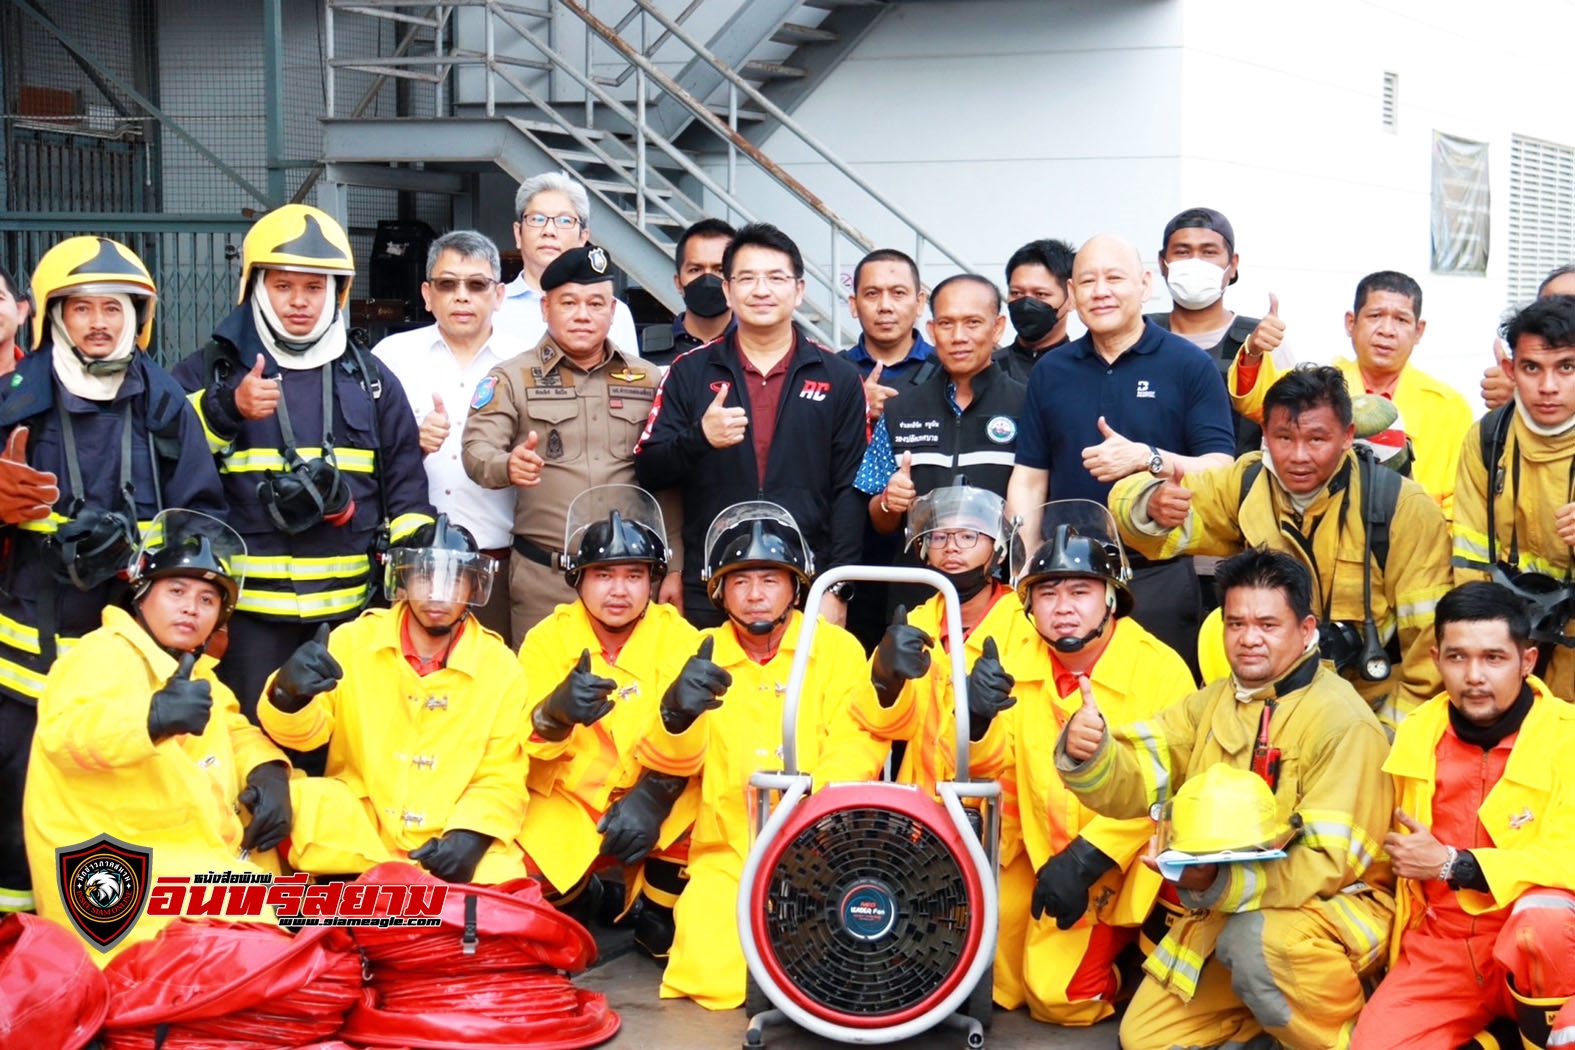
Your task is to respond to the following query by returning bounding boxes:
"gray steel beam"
[647,0,800,141]
[323,162,467,194]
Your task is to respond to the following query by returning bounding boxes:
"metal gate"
[1,219,248,369]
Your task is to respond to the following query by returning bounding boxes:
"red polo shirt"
[738,344,791,481]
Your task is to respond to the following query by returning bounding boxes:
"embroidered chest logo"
[986,415,1017,444]
[799,379,830,401]
[544,429,565,460]
[1136,379,1156,399]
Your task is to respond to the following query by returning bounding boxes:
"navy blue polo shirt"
[841,330,935,381]
[1016,318,1234,503]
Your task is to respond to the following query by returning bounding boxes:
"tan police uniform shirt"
[461,335,665,635]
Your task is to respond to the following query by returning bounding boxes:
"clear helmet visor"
[385,548,495,607]
[1009,499,1130,588]
[701,500,810,577]
[133,509,247,592]
[905,484,1006,554]
[563,483,669,556]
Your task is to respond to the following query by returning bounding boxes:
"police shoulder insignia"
[588,247,608,274]
[986,415,1017,444]
[610,367,645,383]
[471,375,498,410]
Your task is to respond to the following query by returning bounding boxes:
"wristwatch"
[1147,445,1167,477]
[827,581,856,603]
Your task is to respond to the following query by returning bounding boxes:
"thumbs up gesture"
[419,392,451,454]
[701,382,749,449]
[882,451,917,515]
[966,636,1016,741]
[1063,674,1105,762]
[1080,416,1148,482]
[1146,478,1194,530]
[1246,293,1286,358]
[507,429,544,487]
[235,355,281,420]
[863,361,900,421]
[1480,337,1514,411]
[0,427,59,525]
[148,650,213,743]
[660,635,733,733]
[1383,808,1453,880]
[534,648,619,741]
[871,604,934,707]
[268,623,343,714]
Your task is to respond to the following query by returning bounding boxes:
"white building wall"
[1177,0,1575,409]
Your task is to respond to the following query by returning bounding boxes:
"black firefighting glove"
[966,637,1016,741]
[1031,836,1118,929]
[660,637,731,734]
[533,649,617,741]
[871,604,933,708]
[238,761,292,853]
[597,770,690,865]
[409,829,493,884]
[148,652,213,743]
[268,624,343,714]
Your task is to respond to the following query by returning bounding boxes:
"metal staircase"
[320,0,969,348]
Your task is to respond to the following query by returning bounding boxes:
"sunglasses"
[427,276,498,295]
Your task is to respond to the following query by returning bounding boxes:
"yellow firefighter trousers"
[1120,895,1389,1050]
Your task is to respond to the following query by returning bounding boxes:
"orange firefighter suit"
[1351,680,1575,1050]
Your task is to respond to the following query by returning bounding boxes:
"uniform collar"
[533,333,643,378]
[708,608,803,668]
[845,331,935,368]
[374,605,485,678]
[1067,317,1165,361]
[1387,676,1562,790]
[504,272,539,301]
[564,598,671,672]
[1208,649,1322,756]
[102,605,219,682]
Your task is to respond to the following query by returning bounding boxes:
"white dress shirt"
[372,323,526,549]
[493,273,640,358]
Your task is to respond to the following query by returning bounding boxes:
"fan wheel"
[748,784,985,1029]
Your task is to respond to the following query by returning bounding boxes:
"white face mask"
[1165,258,1228,311]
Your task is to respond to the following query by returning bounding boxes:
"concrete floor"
[579,938,1121,1050]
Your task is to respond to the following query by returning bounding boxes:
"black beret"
[540,244,620,291]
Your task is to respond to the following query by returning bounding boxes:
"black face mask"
[1008,297,1059,346]
[941,564,993,603]
[682,274,729,319]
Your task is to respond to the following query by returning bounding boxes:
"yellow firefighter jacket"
[258,606,528,875]
[1453,411,1575,700]
[515,598,708,891]
[1055,655,1395,1001]
[1110,449,1452,726]
[25,606,289,962]
[852,587,1039,796]
[690,611,887,875]
[1384,678,1575,966]
[1226,352,1472,521]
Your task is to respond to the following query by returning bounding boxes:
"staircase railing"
[324,0,974,347]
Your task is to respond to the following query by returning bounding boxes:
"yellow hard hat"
[239,204,355,307]
[1168,764,1282,855]
[30,236,158,350]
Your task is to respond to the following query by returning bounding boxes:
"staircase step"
[506,117,609,141]
[741,60,808,80]
[703,102,768,124]
[621,210,687,230]
[772,21,840,44]
[586,178,676,199]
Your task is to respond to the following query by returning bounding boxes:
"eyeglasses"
[427,276,498,295]
[727,271,798,290]
[928,529,983,550]
[520,212,583,230]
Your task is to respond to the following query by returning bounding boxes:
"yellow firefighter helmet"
[1168,764,1283,855]
[239,204,355,308]
[29,236,158,350]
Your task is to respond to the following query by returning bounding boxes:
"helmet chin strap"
[728,580,798,637]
